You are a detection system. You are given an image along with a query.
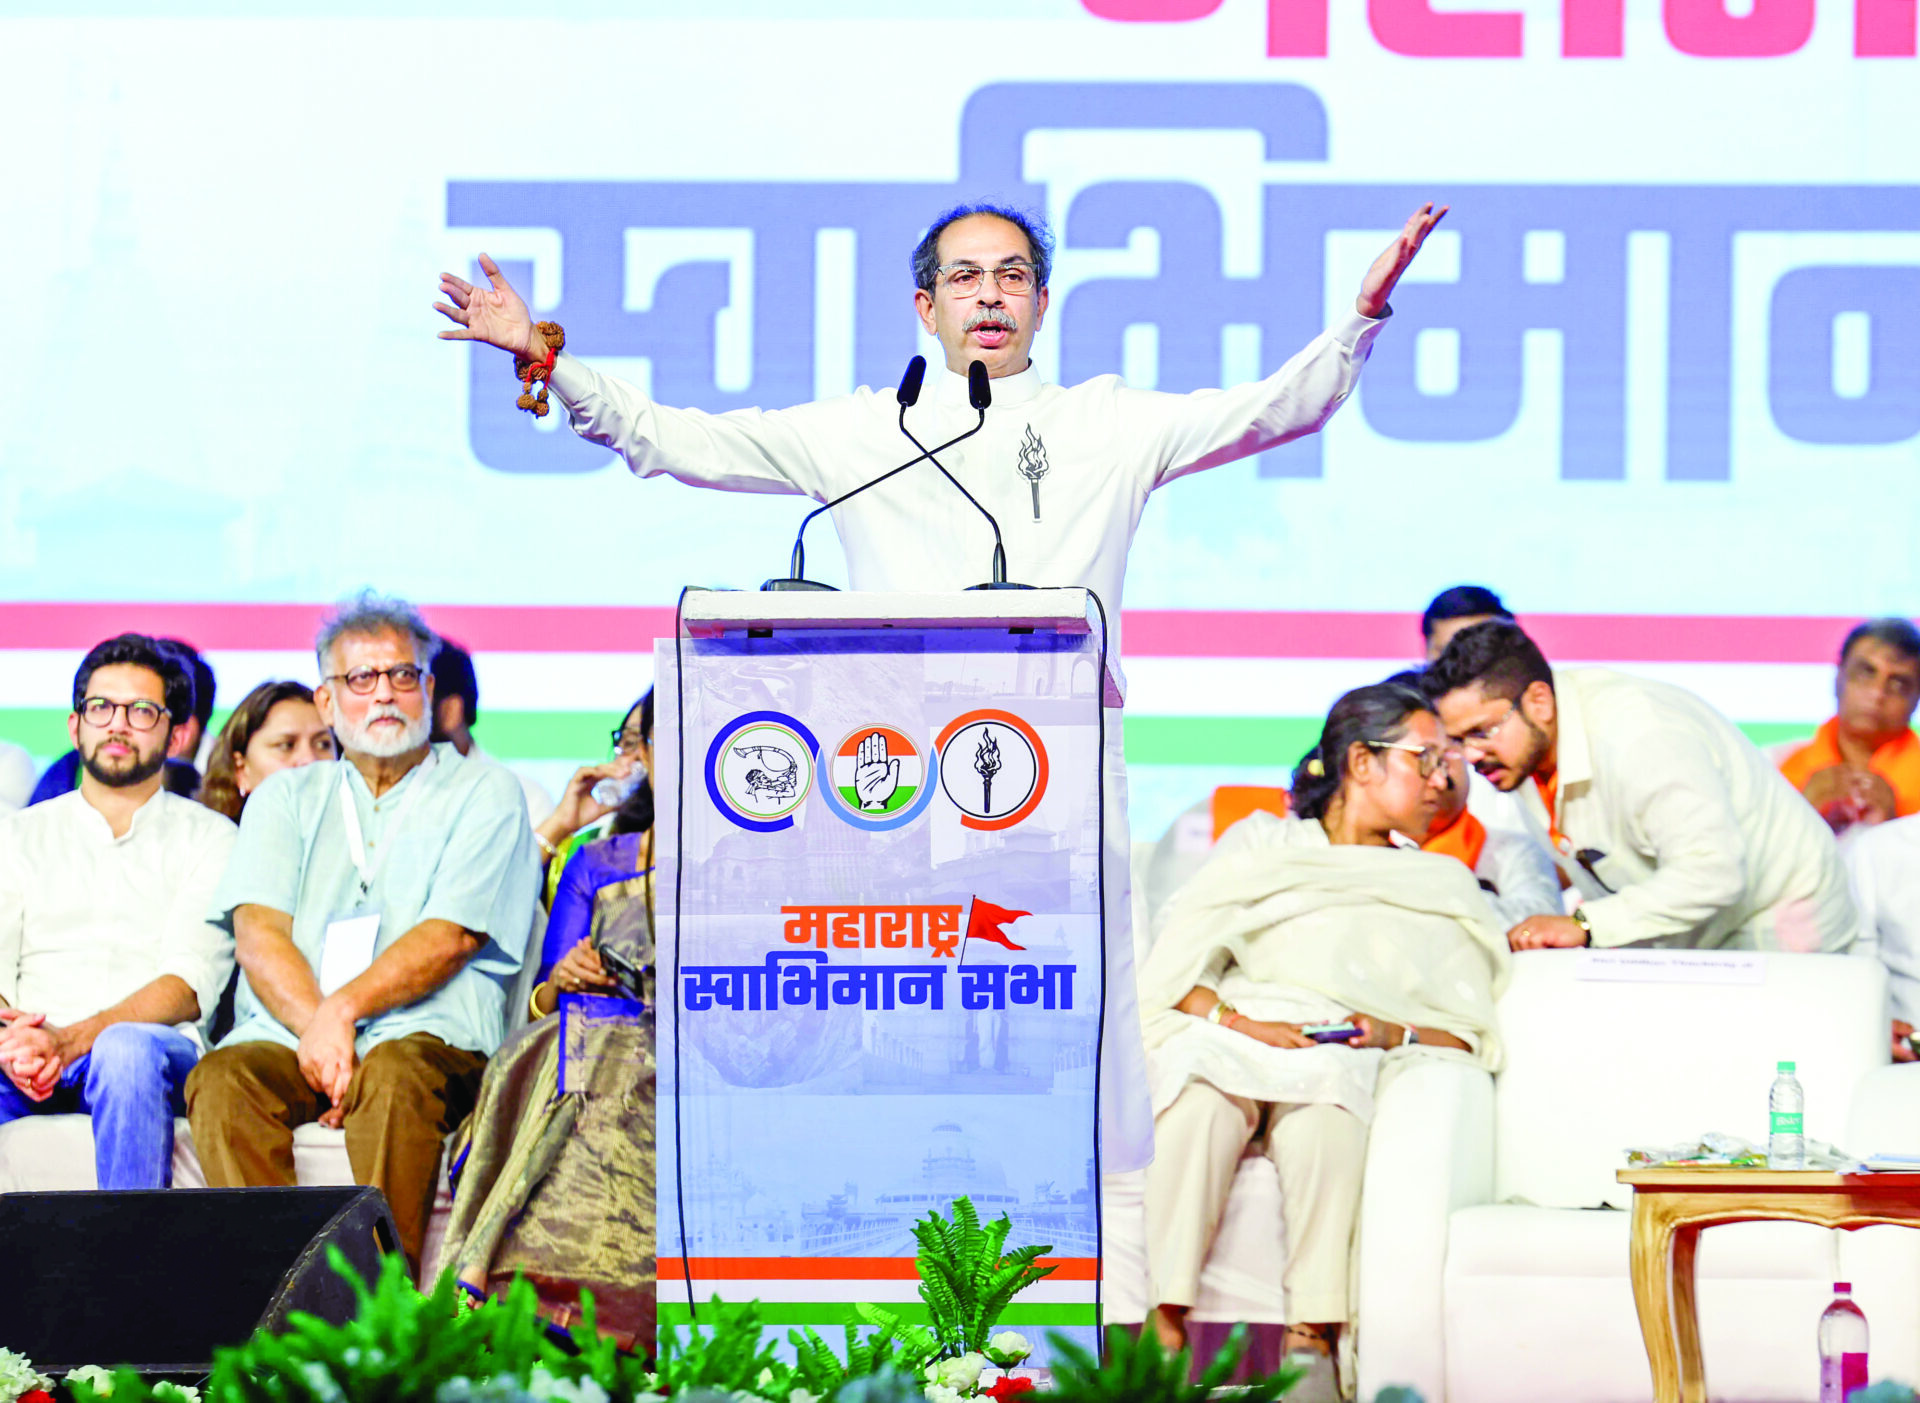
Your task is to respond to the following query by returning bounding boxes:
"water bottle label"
[1771,1111,1803,1135]
[1820,1351,1867,1403]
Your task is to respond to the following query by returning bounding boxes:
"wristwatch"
[1571,907,1594,945]
[1400,1024,1419,1047]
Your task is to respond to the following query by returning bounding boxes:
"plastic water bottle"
[1818,1281,1868,1403]
[590,761,648,809]
[1769,1060,1806,1169]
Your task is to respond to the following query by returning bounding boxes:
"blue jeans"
[0,1022,199,1188]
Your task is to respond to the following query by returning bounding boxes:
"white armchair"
[1357,949,1909,1403]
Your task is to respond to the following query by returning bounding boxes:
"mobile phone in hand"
[1301,1021,1361,1043]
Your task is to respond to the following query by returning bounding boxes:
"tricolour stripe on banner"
[0,603,1895,662]
[659,1257,1100,1280]
[657,1302,1100,1327]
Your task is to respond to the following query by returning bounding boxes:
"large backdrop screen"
[3,0,1916,835]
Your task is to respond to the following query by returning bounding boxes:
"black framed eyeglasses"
[329,665,425,695]
[610,726,647,753]
[79,697,168,731]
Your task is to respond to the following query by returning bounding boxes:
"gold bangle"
[528,981,554,1021]
[534,832,557,861]
[1206,999,1237,1026]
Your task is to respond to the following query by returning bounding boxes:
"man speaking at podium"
[435,199,1446,1173]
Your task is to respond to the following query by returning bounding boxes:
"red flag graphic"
[965,897,1030,951]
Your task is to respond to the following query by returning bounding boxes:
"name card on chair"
[1575,948,1765,984]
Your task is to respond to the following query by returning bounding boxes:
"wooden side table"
[1617,1169,1920,1403]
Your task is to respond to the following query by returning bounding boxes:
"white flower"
[66,1367,116,1397]
[0,1349,51,1401]
[985,1333,1031,1367]
[924,1386,965,1403]
[154,1383,202,1403]
[525,1367,608,1403]
[927,1354,986,1392]
[302,1362,348,1403]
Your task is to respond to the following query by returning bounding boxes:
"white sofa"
[1356,949,1919,1403]
[1107,826,1920,1403]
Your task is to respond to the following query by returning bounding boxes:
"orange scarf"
[1533,769,1571,853]
[1779,718,1920,818]
[1422,808,1488,872]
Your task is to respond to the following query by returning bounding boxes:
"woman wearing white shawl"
[1141,682,1510,1398]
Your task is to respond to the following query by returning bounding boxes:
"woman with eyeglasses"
[1136,682,1509,1402]
[434,689,656,1344]
[529,694,652,905]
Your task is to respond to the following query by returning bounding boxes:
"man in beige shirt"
[1426,621,1857,953]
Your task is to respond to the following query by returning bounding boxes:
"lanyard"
[338,752,436,899]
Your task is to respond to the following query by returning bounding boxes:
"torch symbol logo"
[973,728,1003,815]
[1015,425,1050,522]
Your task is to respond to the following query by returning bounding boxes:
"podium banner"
[656,594,1108,1358]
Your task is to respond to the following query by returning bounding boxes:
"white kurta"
[0,790,237,1047]
[549,311,1388,1172]
[1517,668,1859,951]
[1843,814,1920,1025]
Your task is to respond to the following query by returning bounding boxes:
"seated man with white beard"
[186,592,540,1273]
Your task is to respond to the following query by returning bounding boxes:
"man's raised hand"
[435,254,543,360]
[1356,203,1449,320]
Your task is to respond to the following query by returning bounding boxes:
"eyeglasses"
[935,261,1037,296]
[1456,702,1521,749]
[1368,739,1460,778]
[79,697,168,731]
[609,726,648,753]
[329,665,425,696]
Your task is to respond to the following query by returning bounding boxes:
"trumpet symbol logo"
[973,728,1003,815]
[1015,425,1050,522]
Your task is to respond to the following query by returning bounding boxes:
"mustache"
[964,308,1019,334]
[362,704,409,724]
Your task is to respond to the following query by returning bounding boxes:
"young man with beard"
[186,593,540,1272]
[436,199,1448,1175]
[0,633,237,1187]
[1426,621,1857,954]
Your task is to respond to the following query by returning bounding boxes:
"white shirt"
[0,789,238,1046]
[1478,826,1563,929]
[550,309,1386,684]
[0,741,32,812]
[1843,814,1920,1024]
[1518,668,1858,951]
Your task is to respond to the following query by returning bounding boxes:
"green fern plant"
[786,1319,921,1396]
[1042,1324,1304,1403]
[857,1196,1055,1362]
[656,1297,797,1399]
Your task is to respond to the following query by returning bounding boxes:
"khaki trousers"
[1144,1079,1367,1325]
[185,1033,486,1271]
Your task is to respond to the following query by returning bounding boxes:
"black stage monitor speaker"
[0,1186,401,1374]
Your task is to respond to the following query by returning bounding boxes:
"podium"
[653,588,1118,1359]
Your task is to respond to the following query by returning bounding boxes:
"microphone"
[762,356,992,591]
[900,359,1029,590]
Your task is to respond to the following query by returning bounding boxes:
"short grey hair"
[315,589,441,677]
